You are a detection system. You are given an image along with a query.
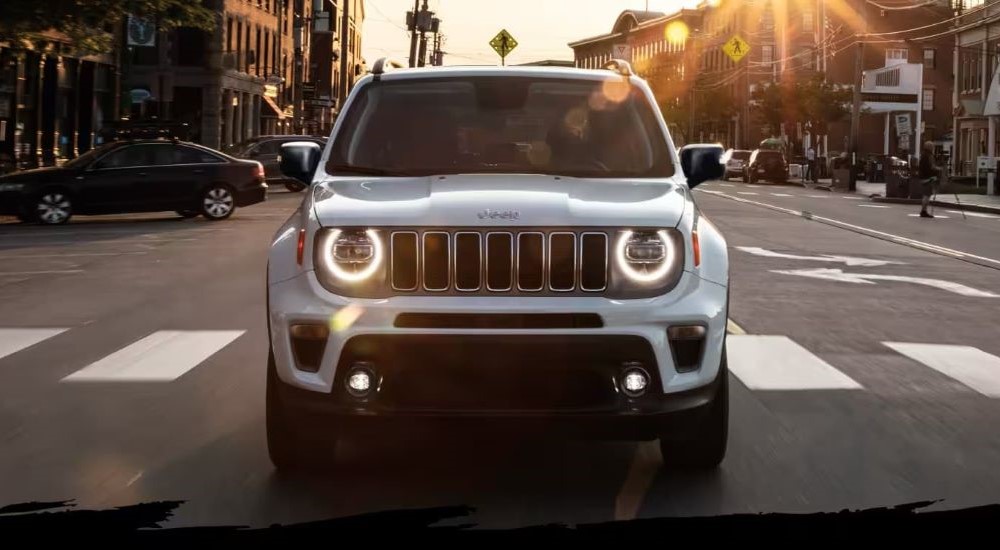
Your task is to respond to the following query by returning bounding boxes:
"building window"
[886,48,908,65]
[803,11,813,29]
[922,89,934,111]
[762,45,774,64]
[923,48,935,69]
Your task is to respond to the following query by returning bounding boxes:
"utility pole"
[417,0,430,67]
[847,0,867,191]
[407,0,420,67]
[338,0,350,104]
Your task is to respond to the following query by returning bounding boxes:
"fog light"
[345,362,376,398]
[620,363,650,397]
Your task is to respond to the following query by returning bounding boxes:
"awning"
[261,95,286,119]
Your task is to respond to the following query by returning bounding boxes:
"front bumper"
[269,269,728,410]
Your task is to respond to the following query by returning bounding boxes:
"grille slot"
[390,230,608,295]
[453,232,482,291]
[517,232,545,292]
[580,232,608,291]
[422,232,450,291]
[486,232,514,291]
[548,232,576,291]
[390,232,418,291]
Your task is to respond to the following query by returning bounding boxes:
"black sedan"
[0,139,267,224]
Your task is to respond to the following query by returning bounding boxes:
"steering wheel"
[587,159,610,172]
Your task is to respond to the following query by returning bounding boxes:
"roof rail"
[603,59,634,77]
[371,57,406,81]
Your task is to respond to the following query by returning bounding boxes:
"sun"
[665,21,689,45]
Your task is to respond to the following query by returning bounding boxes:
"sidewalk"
[805,178,1000,215]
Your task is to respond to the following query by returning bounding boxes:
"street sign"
[722,35,750,63]
[489,29,518,65]
[977,156,996,170]
[894,113,912,136]
[612,43,632,61]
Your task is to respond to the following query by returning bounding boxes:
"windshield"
[328,76,674,178]
[732,151,751,160]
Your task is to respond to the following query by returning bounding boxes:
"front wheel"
[659,349,729,470]
[200,185,235,221]
[267,348,338,472]
[34,191,73,225]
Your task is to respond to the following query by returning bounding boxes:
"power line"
[860,0,1000,37]
[865,0,940,10]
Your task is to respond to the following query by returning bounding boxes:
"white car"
[266,59,730,471]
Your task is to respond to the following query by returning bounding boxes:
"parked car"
[0,139,267,224]
[724,149,751,180]
[265,60,730,472]
[744,149,789,183]
[227,135,327,192]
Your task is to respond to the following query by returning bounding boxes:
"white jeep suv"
[266,59,730,471]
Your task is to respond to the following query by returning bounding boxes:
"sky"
[362,0,701,67]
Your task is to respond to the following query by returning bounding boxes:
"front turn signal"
[296,229,306,266]
[691,230,701,267]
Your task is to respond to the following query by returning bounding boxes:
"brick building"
[305,0,365,136]
[569,0,955,165]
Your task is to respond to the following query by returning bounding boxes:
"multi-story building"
[570,0,955,167]
[568,9,703,144]
[951,0,1000,185]
[0,31,119,171]
[305,0,365,136]
[824,0,954,165]
[124,0,314,149]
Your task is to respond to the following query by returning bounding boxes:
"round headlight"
[615,230,675,282]
[322,229,384,282]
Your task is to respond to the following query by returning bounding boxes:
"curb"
[871,196,1000,214]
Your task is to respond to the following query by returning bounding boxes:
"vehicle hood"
[310,174,689,228]
[0,167,74,183]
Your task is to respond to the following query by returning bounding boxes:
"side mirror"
[247,148,261,158]
[279,141,322,185]
[680,144,725,188]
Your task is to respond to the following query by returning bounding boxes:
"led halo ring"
[615,229,676,283]
[323,229,384,282]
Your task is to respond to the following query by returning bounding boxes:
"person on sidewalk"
[918,141,939,218]
[805,146,817,182]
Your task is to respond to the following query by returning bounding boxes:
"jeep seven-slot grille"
[390,230,608,294]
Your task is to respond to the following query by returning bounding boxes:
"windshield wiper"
[329,164,405,177]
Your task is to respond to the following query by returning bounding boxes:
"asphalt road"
[1,182,999,529]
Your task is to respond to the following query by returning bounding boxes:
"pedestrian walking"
[805,146,816,183]
[918,141,939,218]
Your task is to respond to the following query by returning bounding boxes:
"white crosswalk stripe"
[883,342,1000,398]
[0,328,68,361]
[62,330,245,382]
[727,335,863,390]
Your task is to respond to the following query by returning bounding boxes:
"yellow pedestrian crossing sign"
[490,29,518,64]
[722,35,750,63]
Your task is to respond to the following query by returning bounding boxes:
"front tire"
[659,349,729,470]
[267,348,337,472]
[34,191,73,225]
[200,185,235,221]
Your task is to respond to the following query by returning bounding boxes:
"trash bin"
[832,168,852,190]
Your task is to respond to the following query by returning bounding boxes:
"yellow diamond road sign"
[490,29,518,59]
[722,35,750,63]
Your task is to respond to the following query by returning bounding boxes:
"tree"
[0,0,216,55]
[751,75,852,142]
